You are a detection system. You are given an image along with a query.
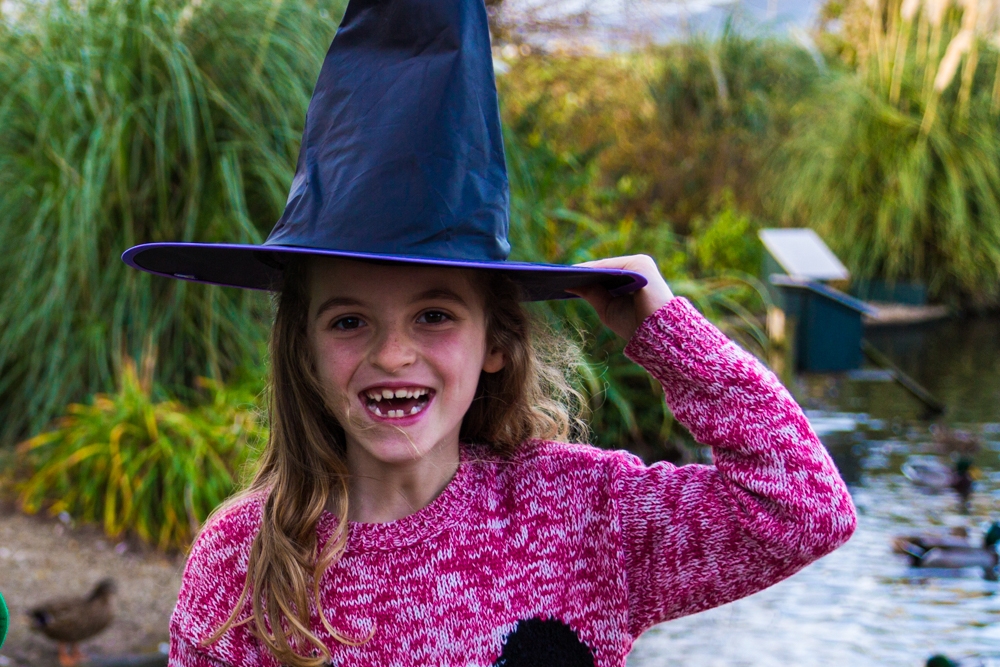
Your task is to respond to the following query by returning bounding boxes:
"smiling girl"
[122,0,856,665]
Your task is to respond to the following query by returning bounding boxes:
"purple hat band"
[122,243,647,302]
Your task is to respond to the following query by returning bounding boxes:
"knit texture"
[169,297,857,667]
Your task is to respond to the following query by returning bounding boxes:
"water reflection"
[629,316,1000,667]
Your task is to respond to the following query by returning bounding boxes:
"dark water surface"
[629,316,1000,666]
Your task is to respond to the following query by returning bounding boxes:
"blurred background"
[1,0,999,664]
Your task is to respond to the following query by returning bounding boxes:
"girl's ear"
[482,346,505,374]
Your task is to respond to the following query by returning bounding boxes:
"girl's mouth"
[360,386,434,419]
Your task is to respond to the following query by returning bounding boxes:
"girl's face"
[307,258,504,467]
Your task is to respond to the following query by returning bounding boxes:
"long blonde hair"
[204,258,587,666]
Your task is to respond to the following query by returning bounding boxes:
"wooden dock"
[862,302,951,327]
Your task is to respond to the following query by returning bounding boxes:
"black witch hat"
[122,0,645,301]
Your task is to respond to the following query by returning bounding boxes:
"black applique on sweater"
[493,617,595,667]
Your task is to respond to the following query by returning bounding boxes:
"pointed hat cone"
[122,0,645,300]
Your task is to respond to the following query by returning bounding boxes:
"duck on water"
[893,522,1000,577]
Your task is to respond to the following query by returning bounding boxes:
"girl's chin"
[351,437,453,466]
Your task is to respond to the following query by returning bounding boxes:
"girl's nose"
[369,326,417,372]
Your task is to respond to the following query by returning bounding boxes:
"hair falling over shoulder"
[202,259,587,667]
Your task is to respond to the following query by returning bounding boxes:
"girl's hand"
[568,255,674,340]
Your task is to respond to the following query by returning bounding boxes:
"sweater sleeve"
[613,297,856,638]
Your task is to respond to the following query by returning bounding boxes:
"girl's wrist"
[631,281,674,337]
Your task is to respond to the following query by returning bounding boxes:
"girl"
[123,0,857,665]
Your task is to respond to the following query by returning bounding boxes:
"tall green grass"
[770,0,1000,306]
[769,75,1000,305]
[0,0,344,443]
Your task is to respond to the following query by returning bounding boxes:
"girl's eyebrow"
[312,288,468,321]
[412,288,469,307]
[313,296,362,321]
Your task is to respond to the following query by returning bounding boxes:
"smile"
[360,386,434,419]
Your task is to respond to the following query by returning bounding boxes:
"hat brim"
[122,243,648,301]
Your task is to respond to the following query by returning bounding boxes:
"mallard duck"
[901,455,975,505]
[927,654,1000,666]
[927,657,956,667]
[895,522,1000,576]
[892,526,971,555]
[28,578,116,666]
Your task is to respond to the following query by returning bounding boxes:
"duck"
[28,578,116,667]
[895,522,1000,576]
[927,658,955,667]
[927,655,1000,666]
[901,455,975,506]
[892,525,972,555]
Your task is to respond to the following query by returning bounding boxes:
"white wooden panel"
[758,228,850,281]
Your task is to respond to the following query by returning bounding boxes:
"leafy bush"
[496,27,822,231]
[505,101,768,462]
[648,26,823,228]
[0,0,344,443]
[15,357,265,550]
[690,192,764,276]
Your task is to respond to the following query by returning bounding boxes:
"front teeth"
[365,387,429,401]
[363,387,430,419]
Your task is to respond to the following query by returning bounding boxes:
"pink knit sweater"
[169,297,856,667]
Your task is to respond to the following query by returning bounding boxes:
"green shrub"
[0,0,344,443]
[648,26,822,227]
[690,192,764,276]
[15,357,265,550]
[496,27,821,232]
[505,102,769,462]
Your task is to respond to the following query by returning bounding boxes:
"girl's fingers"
[573,255,674,339]
[565,284,613,315]
[566,284,638,340]
[575,254,658,275]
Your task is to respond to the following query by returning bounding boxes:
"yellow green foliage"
[497,29,822,231]
[691,193,764,276]
[15,358,265,550]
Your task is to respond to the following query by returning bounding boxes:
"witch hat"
[122,0,646,301]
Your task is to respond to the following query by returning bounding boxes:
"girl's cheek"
[314,342,359,393]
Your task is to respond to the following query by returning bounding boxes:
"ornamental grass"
[770,0,1000,306]
[0,0,344,444]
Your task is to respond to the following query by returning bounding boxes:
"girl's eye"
[417,310,450,324]
[332,316,364,331]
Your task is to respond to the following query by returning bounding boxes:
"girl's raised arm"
[573,256,857,637]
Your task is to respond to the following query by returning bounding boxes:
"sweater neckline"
[318,444,480,553]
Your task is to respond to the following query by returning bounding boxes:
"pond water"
[628,315,1000,667]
